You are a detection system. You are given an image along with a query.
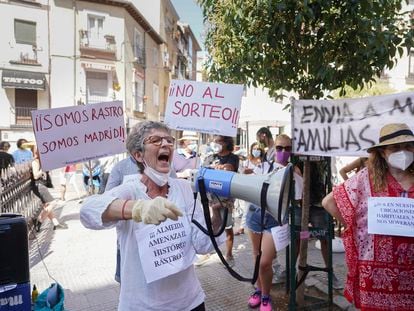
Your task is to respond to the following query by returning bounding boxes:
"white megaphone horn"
[191,164,293,224]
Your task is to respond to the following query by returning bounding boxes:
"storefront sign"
[1,69,46,90]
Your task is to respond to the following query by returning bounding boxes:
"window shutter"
[15,20,36,45]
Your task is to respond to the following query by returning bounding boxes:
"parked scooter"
[82,160,101,194]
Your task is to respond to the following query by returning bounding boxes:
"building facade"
[1,0,200,148]
[0,0,50,146]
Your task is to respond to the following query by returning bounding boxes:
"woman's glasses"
[144,135,175,146]
[275,145,292,152]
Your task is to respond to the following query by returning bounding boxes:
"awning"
[1,69,46,90]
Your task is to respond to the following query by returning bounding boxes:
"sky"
[171,0,205,51]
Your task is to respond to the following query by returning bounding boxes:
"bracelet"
[121,200,129,220]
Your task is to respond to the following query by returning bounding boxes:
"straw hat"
[178,131,198,141]
[367,123,414,152]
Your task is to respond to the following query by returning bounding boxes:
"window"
[153,83,159,106]
[134,76,144,112]
[15,20,36,45]
[188,37,193,58]
[15,89,37,125]
[134,29,144,62]
[86,71,108,104]
[153,47,159,67]
[409,50,414,78]
[88,15,104,39]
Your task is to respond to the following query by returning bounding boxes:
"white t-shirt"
[80,175,224,311]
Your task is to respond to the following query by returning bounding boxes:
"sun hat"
[366,123,414,153]
[178,131,198,141]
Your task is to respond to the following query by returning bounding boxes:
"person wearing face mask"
[322,123,414,311]
[256,127,276,164]
[245,134,301,311]
[172,131,201,179]
[12,138,33,164]
[80,121,224,311]
[202,135,240,267]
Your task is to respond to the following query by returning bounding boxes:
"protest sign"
[164,80,243,137]
[271,224,290,251]
[31,101,126,171]
[137,217,196,283]
[292,92,414,156]
[368,197,414,237]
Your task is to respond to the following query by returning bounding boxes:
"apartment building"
[0,0,50,144]
[1,0,200,143]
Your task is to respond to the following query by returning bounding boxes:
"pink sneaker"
[260,295,272,311]
[248,289,261,308]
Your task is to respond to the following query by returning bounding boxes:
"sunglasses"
[144,135,175,146]
[275,145,292,152]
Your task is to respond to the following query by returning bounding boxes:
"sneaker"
[53,223,68,230]
[260,295,272,311]
[194,254,211,266]
[248,289,261,308]
[332,274,343,290]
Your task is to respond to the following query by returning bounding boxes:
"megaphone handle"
[191,178,226,237]
[193,177,257,283]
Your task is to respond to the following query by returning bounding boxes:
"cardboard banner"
[292,92,414,156]
[164,80,243,137]
[31,101,126,171]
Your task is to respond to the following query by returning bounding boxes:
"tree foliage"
[199,0,414,99]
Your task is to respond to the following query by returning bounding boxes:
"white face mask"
[210,142,222,154]
[143,162,170,186]
[387,150,414,171]
[252,149,261,158]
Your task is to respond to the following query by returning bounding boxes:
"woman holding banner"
[322,123,414,311]
[80,121,224,311]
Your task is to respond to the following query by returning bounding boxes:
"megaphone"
[191,164,293,224]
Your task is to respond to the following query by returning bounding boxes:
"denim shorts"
[246,204,279,233]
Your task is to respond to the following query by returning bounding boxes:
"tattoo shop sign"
[164,80,243,137]
[137,217,196,283]
[292,92,414,156]
[368,197,414,237]
[31,101,126,171]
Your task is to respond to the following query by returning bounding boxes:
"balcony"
[9,49,40,66]
[13,106,35,127]
[79,30,117,60]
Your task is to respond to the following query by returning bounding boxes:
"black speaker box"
[0,214,30,285]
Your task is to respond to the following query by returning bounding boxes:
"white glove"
[132,197,183,225]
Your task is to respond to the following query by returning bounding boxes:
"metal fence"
[0,163,41,229]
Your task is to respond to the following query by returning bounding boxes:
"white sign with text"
[31,101,126,171]
[292,92,414,156]
[165,80,243,137]
[271,224,290,251]
[136,217,196,283]
[368,197,414,237]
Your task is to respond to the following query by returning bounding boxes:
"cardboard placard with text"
[164,80,243,137]
[31,101,126,171]
[292,92,414,156]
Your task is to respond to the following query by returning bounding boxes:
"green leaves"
[199,0,413,99]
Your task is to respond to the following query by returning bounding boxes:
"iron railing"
[14,106,36,126]
[0,163,41,230]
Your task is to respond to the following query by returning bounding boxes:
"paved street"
[28,173,352,311]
